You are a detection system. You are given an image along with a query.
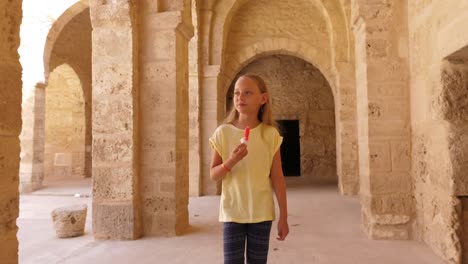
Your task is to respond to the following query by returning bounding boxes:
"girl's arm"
[210,143,248,182]
[270,150,289,240]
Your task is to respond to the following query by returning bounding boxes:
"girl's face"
[233,76,268,115]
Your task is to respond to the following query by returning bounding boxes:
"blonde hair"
[224,74,278,131]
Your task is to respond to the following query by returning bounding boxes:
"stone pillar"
[139,3,193,235]
[90,0,141,239]
[200,66,221,195]
[0,0,22,262]
[336,62,359,196]
[188,0,202,197]
[352,0,413,239]
[197,0,220,195]
[19,85,45,192]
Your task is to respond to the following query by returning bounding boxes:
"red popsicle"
[244,126,250,141]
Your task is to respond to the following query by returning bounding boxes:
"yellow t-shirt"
[209,123,283,223]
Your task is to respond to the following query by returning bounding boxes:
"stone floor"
[18,178,445,264]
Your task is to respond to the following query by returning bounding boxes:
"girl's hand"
[229,143,248,164]
[276,217,289,241]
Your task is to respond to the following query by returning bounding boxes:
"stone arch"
[197,0,359,196]
[218,40,339,100]
[226,54,338,184]
[43,1,89,82]
[209,0,351,66]
[44,5,92,181]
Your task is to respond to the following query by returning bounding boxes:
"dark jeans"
[223,221,272,264]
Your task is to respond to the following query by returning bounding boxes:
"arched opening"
[42,7,92,188]
[44,64,87,184]
[199,0,359,197]
[226,55,337,185]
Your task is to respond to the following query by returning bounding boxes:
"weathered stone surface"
[0,1,22,262]
[51,204,87,238]
[90,0,142,240]
[138,10,190,236]
[93,201,139,240]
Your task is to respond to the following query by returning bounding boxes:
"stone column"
[139,3,193,235]
[90,0,141,239]
[188,0,202,197]
[198,0,220,195]
[200,65,221,195]
[19,85,45,192]
[352,0,413,239]
[0,0,22,262]
[336,62,359,196]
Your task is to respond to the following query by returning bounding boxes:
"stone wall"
[224,0,330,59]
[0,0,22,262]
[45,8,92,180]
[45,65,86,179]
[228,55,337,184]
[408,0,468,262]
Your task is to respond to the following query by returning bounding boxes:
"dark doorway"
[277,120,301,177]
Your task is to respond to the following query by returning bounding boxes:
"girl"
[209,74,289,264]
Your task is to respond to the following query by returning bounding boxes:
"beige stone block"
[367,59,408,83]
[363,193,414,216]
[90,2,133,28]
[369,120,409,137]
[142,61,176,83]
[369,142,391,172]
[143,30,177,61]
[371,172,412,194]
[391,141,411,171]
[142,196,176,216]
[0,64,22,136]
[92,167,134,202]
[92,135,134,164]
[339,180,359,196]
[160,182,176,193]
[92,63,133,96]
[339,107,356,121]
[93,201,141,240]
[93,98,134,134]
[340,143,358,161]
[366,38,388,57]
